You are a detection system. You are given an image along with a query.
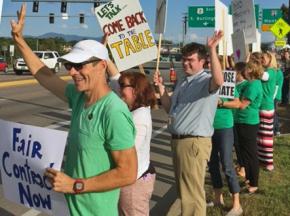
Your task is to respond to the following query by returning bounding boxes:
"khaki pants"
[171,137,212,216]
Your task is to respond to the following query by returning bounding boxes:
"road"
[0,74,176,216]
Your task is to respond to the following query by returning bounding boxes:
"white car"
[14,51,61,75]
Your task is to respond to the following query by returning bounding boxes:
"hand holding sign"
[45,168,75,194]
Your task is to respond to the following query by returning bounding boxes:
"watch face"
[75,182,83,190]
[74,180,84,193]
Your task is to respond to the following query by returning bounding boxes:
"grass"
[206,135,290,216]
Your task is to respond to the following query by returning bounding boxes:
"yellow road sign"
[275,40,286,47]
[270,18,290,39]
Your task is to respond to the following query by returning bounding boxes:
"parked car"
[0,58,8,73]
[13,51,61,75]
[129,53,183,84]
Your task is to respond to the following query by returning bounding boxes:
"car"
[0,58,8,73]
[13,58,29,75]
[13,51,62,75]
[129,53,183,85]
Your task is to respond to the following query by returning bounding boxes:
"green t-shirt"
[233,80,248,123]
[64,84,136,216]
[236,80,248,96]
[275,69,284,101]
[236,79,263,125]
[214,89,239,129]
[260,68,276,110]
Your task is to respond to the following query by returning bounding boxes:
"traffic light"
[79,13,84,24]
[32,1,39,13]
[61,1,67,13]
[49,13,54,24]
[94,2,101,8]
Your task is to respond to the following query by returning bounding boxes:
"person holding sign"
[207,59,243,216]
[235,60,263,195]
[154,31,224,216]
[11,4,137,216]
[233,62,248,178]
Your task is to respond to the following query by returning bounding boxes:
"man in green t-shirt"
[11,4,137,215]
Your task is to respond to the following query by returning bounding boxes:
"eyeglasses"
[64,60,100,71]
[119,83,134,89]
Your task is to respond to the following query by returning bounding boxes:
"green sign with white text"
[188,6,215,28]
[262,9,282,25]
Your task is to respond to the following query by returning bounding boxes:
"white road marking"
[152,124,168,138]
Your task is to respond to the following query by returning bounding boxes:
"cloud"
[61,23,88,29]
[61,24,68,29]
[188,33,199,41]
[80,24,89,29]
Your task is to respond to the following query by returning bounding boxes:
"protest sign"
[0,119,69,215]
[219,70,236,99]
[232,30,249,63]
[252,30,261,52]
[155,0,167,34]
[95,0,158,72]
[232,0,257,44]
[215,0,228,55]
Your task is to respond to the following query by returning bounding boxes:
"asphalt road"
[0,77,176,216]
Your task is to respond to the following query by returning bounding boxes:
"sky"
[0,0,289,44]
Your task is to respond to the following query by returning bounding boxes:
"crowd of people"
[9,3,289,216]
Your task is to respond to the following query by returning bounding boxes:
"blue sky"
[0,0,288,43]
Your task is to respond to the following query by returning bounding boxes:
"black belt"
[172,134,202,139]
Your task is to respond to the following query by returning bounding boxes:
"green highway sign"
[262,9,282,25]
[188,6,215,28]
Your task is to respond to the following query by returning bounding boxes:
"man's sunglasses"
[64,60,100,71]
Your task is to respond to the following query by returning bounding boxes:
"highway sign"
[262,9,282,24]
[261,9,282,32]
[188,6,215,28]
[270,18,290,39]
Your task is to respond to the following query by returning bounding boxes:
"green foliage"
[0,36,73,59]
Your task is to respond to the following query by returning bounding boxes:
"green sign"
[262,9,282,25]
[188,6,215,28]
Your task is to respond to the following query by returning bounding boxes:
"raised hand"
[207,30,224,50]
[11,3,26,38]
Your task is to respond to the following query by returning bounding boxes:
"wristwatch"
[73,179,84,194]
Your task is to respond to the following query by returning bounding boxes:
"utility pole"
[182,15,188,47]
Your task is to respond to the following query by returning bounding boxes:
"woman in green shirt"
[235,60,263,194]
[273,68,284,135]
[257,52,277,171]
[233,62,248,179]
